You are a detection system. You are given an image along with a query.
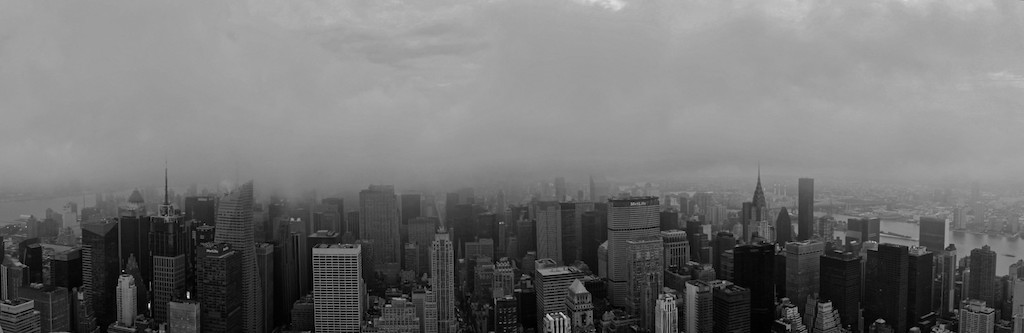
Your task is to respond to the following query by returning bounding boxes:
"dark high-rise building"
[360,185,401,267]
[197,242,242,333]
[52,249,82,290]
[581,211,600,271]
[345,211,360,239]
[713,283,751,333]
[733,243,775,332]
[798,178,814,241]
[17,238,42,285]
[118,214,152,285]
[968,245,996,306]
[865,243,909,333]
[937,244,958,317]
[846,218,880,245]
[20,284,69,332]
[400,193,421,249]
[785,240,824,309]
[560,202,579,265]
[775,207,793,244]
[256,243,274,333]
[150,179,189,324]
[712,232,736,279]
[321,197,345,234]
[660,210,679,231]
[214,181,262,333]
[516,219,537,260]
[907,246,934,329]
[82,219,119,328]
[183,196,216,226]
[820,250,861,332]
[918,217,947,253]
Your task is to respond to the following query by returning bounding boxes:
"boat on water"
[1005,253,1017,257]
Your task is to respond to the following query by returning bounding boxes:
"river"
[819,213,1022,276]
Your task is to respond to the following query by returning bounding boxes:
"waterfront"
[822,213,1022,276]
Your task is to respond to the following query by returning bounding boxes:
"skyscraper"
[401,193,422,247]
[748,167,770,242]
[865,243,910,333]
[626,237,663,330]
[560,202,580,265]
[654,293,677,333]
[713,283,751,333]
[661,230,689,270]
[846,218,880,244]
[733,243,776,332]
[431,228,457,333]
[535,259,585,330]
[565,279,594,333]
[168,300,200,333]
[312,243,362,333]
[907,246,933,328]
[785,240,824,309]
[256,243,274,332]
[606,197,660,307]
[114,274,137,331]
[0,299,40,333]
[20,285,69,333]
[776,207,793,244]
[197,242,242,333]
[712,232,736,280]
[82,219,119,328]
[149,174,188,324]
[798,178,814,241]
[960,299,995,333]
[938,244,958,317]
[214,181,262,333]
[684,280,713,333]
[819,250,861,332]
[804,298,843,333]
[918,217,947,253]
[969,245,997,307]
[533,201,563,264]
[360,185,402,268]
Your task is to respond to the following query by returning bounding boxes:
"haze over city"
[3,0,1024,193]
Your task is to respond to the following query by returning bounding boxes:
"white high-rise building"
[961,299,995,333]
[655,293,678,333]
[115,274,136,326]
[493,257,515,298]
[543,312,571,333]
[313,243,363,333]
[431,228,457,333]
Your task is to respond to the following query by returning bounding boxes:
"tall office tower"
[654,293,677,333]
[20,284,69,332]
[774,298,809,333]
[803,298,843,333]
[734,243,776,331]
[360,185,401,268]
[183,195,216,226]
[741,202,754,242]
[865,243,910,333]
[518,219,538,260]
[961,299,995,333]
[213,181,262,333]
[684,280,713,333]
[747,168,770,240]
[691,192,712,219]
[81,220,119,328]
[493,257,516,297]
[115,274,136,327]
[494,295,518,333]
[535,260,585,330]
[431,228,458,333]
[321,197,346,233]
[660,210,680,231]
[819,250,861,332]
[1,257,26,302]
[560,203,580,265]
[970,245,997,306]
[814,216,835,242]
[918,217,947,253]
[712,232,736,279]
[555,177,567,201]
[401,194,422,246]
[953,207,968,230]
[1014,277,1024,320]
[798,178,814,241]
[255,243,274,332]
[907,246,934,328]
[776,207,793,244]
[17,239,41,285]
[197,242,242,333]
[713,283,751,332]
[0,299,40,333]
[565,280,594,332]
[466,239,495,261]
[409,217,440,275]
[149,177,188,324]
[168,300,200,333]
[312,243,363,333]
[661,230,689,269]
[846,218,881,244]
[52,248,82,290]
[544,312,571,333]
[626,237,664,330]
[785,240,824,309]
[606,197,660,307]
[938,244,958,316]
[581,211,601,270]
[118,190,152,285]
[289,295,315,332]
[533,201,563,264]
[72,287,97,333]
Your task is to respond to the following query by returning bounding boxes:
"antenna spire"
[164,160,169,205]
[757,161,761,183]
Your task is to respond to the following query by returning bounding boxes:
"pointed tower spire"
[164,160,169,205]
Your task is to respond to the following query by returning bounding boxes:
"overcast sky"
[2,0,1023,191]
